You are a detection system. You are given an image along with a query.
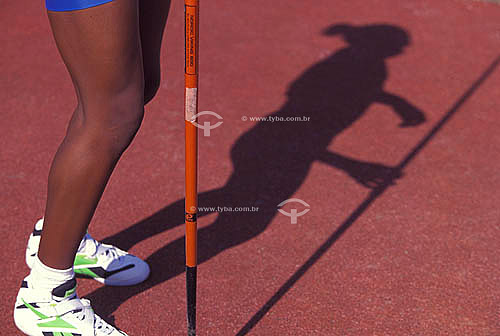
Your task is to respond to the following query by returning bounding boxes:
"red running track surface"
[1,0,500,335]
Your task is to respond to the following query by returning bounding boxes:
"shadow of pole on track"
[235,55,500,336]
[87,23,429,324]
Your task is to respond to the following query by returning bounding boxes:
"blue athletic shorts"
[46,0,114,11]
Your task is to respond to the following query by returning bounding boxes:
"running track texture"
[1,0,500,335]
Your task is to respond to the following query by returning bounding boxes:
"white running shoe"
[26,219,150,286]
[14,276,128,336]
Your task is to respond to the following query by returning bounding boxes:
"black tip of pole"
[186,266,197,336]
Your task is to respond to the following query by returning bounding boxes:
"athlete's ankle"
[29,255,75,292]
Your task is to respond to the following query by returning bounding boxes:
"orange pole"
[184,0,199,335]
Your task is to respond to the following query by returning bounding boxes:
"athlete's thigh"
[47,0,143,104]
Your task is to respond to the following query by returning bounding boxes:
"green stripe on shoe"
[64,287,76,298]
[22,299,77,329]
[74,255,98,266]
[37,316,76,329]
[22,299,49,319]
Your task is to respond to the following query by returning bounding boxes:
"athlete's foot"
[14,275,128,336]
[26,219,150,286]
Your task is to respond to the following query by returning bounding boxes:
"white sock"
[30,256,75,292]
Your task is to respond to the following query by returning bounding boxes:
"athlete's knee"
[100,95,144,154]
[68,91,145,157]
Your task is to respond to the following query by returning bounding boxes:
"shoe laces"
[94,313,116,335]
[74,298,115,335]
[79,234,126,262]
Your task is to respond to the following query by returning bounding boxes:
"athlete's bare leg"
[38,0,145,269]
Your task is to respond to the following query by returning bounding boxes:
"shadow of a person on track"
[86,23,425,319]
